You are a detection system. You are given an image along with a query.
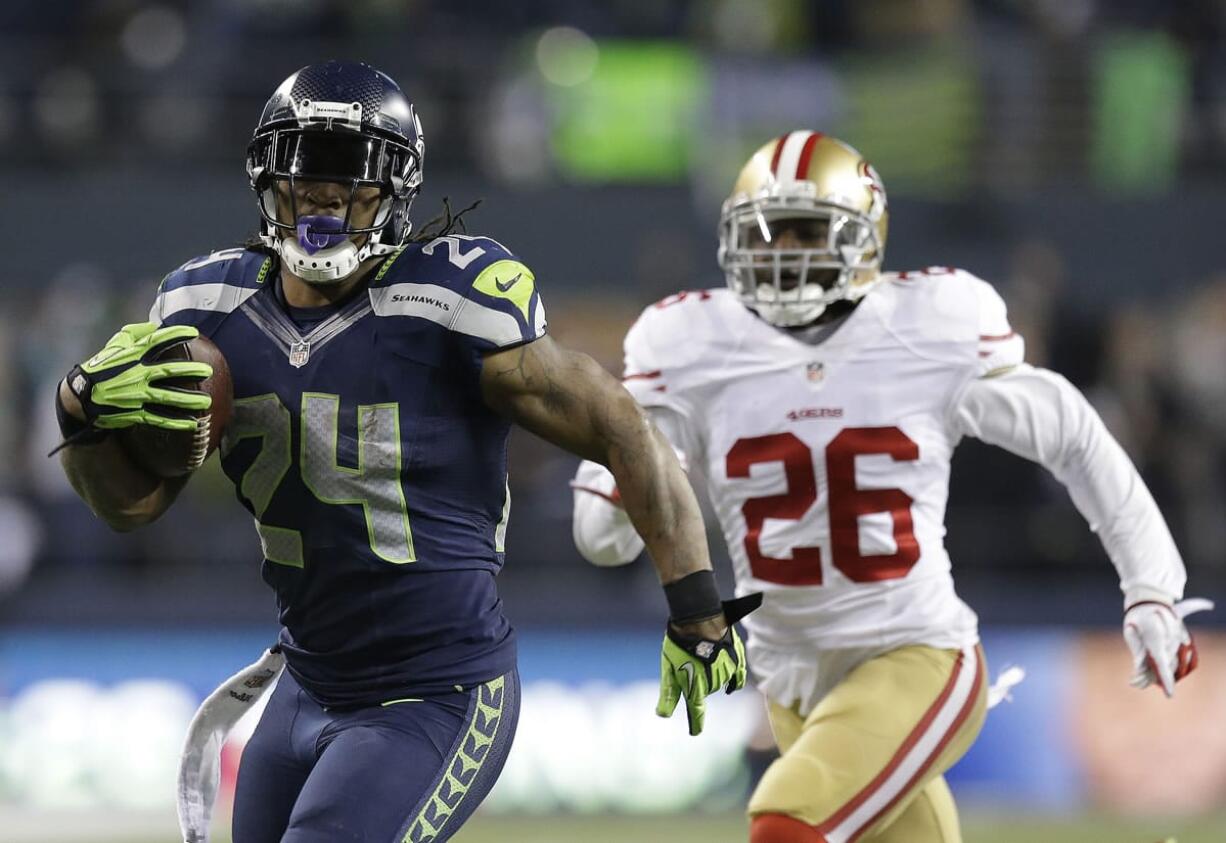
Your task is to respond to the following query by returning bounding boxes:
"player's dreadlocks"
[410,197,483,242]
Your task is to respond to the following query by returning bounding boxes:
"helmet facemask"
[719,193,882,328]
[247,122,423,285]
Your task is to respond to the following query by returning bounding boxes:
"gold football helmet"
[718,132,888,327]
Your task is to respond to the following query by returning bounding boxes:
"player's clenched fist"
[1123,597,1213,697]
[657,589,761,736]
[64,322,213,432]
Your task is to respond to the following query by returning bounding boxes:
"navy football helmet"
[246,60,425,283]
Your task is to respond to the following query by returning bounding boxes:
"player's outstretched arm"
[481,335,760,734]
[54,323,208,531]
[954,363,1209,695]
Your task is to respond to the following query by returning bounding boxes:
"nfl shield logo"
[289,341,311,368]
[806,362,825,382]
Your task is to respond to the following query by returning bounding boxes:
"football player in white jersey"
[570,131,1209,843]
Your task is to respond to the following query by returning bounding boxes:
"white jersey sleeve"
[953,364,1187,606]
[571,458,642,567]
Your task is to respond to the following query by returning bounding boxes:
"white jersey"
[572,269,1187,712]
[622,270,1009,651]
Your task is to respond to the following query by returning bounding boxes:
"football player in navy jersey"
[53,61,757,843]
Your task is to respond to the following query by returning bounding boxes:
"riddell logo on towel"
[244,669,279,689]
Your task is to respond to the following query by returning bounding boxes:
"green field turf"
[6,810,1222,842]
[447,812,1222,843]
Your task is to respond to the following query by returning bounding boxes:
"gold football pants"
[748,645,987,843]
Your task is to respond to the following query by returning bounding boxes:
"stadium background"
[2,0,1225,840]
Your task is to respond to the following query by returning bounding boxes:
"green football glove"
[656,592,762,736]
[66,322,212,433]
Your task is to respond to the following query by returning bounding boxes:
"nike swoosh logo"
[678,661,696,695]
[495,272,523,293]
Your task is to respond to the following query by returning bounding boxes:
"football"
[118,335,233,479]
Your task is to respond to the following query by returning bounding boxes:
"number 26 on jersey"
[726,427,920,586]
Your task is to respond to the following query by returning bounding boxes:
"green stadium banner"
[1092,32,1189,193]
[546,41,708,182]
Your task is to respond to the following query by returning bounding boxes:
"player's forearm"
[571,459,645,566]
[602,411,711,585]
[57,379,184,530]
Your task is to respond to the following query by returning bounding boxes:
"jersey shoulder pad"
[149,248,271,332]
[368,234,545,351]
[622,288,738,413]
[882,267,1024,375]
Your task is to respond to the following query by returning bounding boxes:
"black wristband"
[664,570,723,624]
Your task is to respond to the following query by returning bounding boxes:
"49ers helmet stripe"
[794,132,824,181]
[773,131,812,184]
[769,131,825,184]
[768,133,789,175]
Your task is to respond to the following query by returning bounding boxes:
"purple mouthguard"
[296,215,349,255]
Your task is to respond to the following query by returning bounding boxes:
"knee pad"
[749,812,826,843]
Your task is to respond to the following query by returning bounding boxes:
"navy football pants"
[233,668,520,843]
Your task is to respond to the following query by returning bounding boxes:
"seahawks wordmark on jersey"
[149,235,546,708]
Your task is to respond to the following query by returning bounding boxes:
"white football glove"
[1123,598,1213,697]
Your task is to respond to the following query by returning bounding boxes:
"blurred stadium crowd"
[1,0,1225,628]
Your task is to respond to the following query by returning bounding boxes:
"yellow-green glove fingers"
[145,385,212,412]
[137,410,203,432]
[82,323,199,373]
[156,360,212,377]
[144,324,201,358]
[85,323,165,372]
[109,322,159,347]
[676,656,715,735]
[725,631,749,694]
[92,411,151,430]
[656,648,682,719]
[93,410,200,432]
[145,360,213,388]
[707,651,734,694]
[681,675,708,736]
[146,323,198,343]
[92,363,211,411]
[122,321,160,338]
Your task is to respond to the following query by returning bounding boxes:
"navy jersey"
[149,235,547,707]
